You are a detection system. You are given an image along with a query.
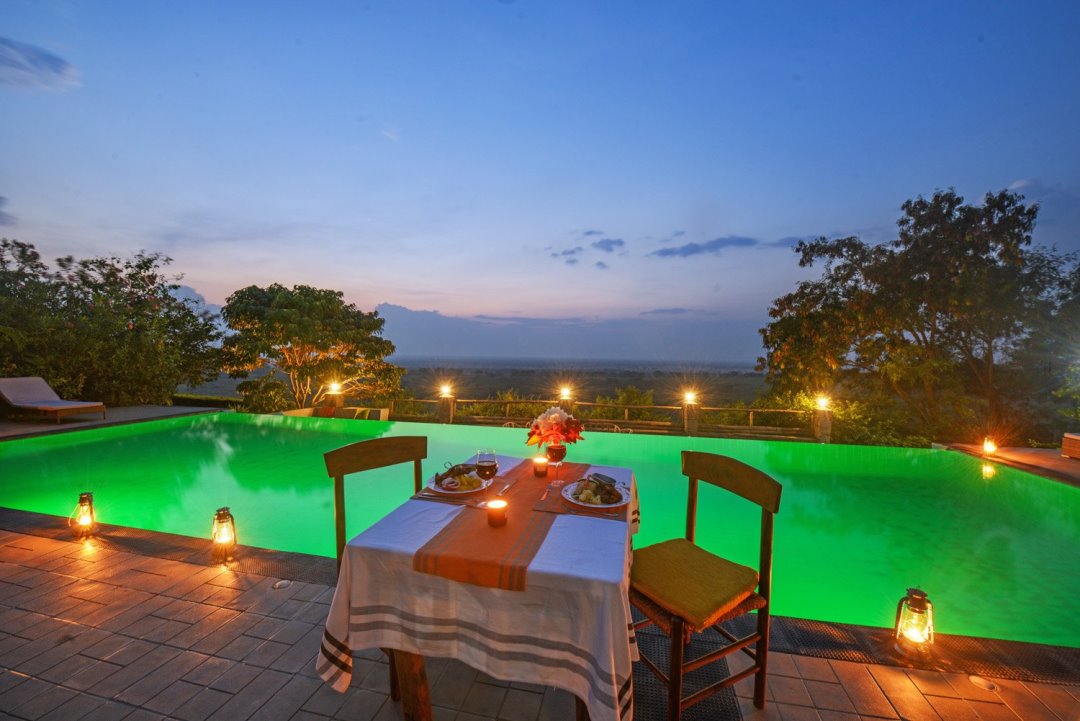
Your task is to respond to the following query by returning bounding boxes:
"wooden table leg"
[391,650,431,721]
[575,696,591,720]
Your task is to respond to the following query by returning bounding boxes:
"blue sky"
[2,1,1079,362]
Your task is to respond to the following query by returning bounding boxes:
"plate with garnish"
[563,474,630,509]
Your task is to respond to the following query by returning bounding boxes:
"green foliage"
[587,386,670,421]
[457,390,546,418]
[221,283,402,409]
[0,239,221,404]
[758,189,1071,443]
[235,376,293,413]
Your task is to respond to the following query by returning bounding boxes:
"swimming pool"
[1,412,1077,648]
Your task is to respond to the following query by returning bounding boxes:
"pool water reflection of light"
[1,412,1078,648]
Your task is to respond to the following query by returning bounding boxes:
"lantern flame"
[982,437,997,455]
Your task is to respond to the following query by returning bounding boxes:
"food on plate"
[571,477,624,505]
[435,469,484,492]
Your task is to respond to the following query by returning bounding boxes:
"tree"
[221,284,402,410]
[758,190,1066,441]
[0,239,221,404]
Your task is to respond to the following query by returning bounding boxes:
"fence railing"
[383,396,829,441]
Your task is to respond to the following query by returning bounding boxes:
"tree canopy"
[0,239,221,404]
[758,189,1071,443]
[221,283,402,410]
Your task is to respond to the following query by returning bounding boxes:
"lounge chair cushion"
[631,538,759,631]
[0,377,103,411]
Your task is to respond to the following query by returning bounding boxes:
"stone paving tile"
[141,680,204,716]
[866,664,942,721]
[114,649,208,707]
[1021,681,1080,720]
[498,687,544,721]
[172,686,233,721]
[268,625,323,674]
[167,606,242,649]
[943,671,1005,703]
[9,682,79,719]
[37,691,107,721]
[969,699,1026,721]
[207,667,291,721]
[160,565,227,599]
[61,658,126,692]
[993,678,1066,721]
[36,650,101,684]
[208,662,263,694]
[182,656,234,687]
[334,688,388,721]
[925,694,983,720]
[461,681,507,717]
[827,660,898,719]
[87,645,181,699]
[803,680,856,714]
[793,655,838,683]
[252,675,323,721]
[774,702,822,720]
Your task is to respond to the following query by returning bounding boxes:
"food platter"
[427,473,494,495]
[562,477,631,509]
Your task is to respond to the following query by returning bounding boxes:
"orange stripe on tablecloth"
[413,458,591,590]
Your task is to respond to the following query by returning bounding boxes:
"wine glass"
[476,449,498,483]
[545,442,567,486]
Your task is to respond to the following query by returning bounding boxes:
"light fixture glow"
[815,395,831,411]
[559,386,572,400]
[439,383,453,398]
[683,390,697,404]
[982,437,998,455]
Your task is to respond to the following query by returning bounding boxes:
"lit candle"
[533,455,549,477]
[487,499,508,527]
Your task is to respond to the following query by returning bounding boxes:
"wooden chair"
[323,435,428,711]
[630,450,782,718]
[324,435,428,570]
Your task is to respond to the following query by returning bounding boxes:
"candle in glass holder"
[487,499,508,527]
[533,455,549,477]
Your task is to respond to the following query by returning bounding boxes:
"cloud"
[0,37,79,90]
[640,307,691,315]
[769,236,808,248]
[565,257,579,266]
[582,229,604,236]
[380,124,400,142]
[657,230,686,244]
[649,235,759,258]
[550,246,584,261]
[0,197,15,226]
[590,237,625,253]
[594,261,609,270]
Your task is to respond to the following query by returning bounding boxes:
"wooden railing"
[384,396,826,441]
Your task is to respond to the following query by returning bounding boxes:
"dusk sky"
[3,1,1079,363]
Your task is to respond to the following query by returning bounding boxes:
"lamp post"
[437,384,455,424]
[682,390,699,436]
[812,394,833,443]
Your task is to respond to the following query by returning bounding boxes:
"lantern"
[71,492,95,538]
[212,507,237,562]
[894,587,934,655]
[982,437,997,456]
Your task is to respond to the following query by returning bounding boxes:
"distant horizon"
[387,354,761,373]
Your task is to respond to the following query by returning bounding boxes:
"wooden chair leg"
[386,649,400,701]
[391,650,431,721]
[669,617,685,720]
[753,607,770,709]
[575,696,590,720]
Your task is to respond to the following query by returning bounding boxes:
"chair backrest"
[0,376,62,404]
[324,436,428,568]
[681,450,782,599]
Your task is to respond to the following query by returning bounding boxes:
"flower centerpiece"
[527,406,583,466]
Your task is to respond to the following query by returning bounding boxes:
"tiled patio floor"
[0,531,1077,720]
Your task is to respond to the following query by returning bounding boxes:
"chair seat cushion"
[631,538,759,631]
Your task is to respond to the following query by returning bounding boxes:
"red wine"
[476,460,498,480]
[545,445,567,463]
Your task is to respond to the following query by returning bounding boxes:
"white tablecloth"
[317,459,639,721]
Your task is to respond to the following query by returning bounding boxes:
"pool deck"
[0,405,220,441]
[0,527,1077,721]
[2,411,1079,719]
[949,444,1080,488]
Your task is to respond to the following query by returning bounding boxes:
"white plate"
[428,474,494,495]
[562,480,631,509]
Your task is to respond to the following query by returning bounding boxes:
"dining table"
[316,453,641,721]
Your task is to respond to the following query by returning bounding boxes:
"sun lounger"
[0,376,106,424]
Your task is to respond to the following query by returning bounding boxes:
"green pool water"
[1,412,1078,648]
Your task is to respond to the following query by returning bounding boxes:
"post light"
[982,437,998,456]
[212,507,237,562]
[815,395,831,411]
[894,587,934,656]
[559,386,572,401]
[439,383,453,398]
[327,381,342,395]
[683,390,697,405]
[71,492,95,538]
